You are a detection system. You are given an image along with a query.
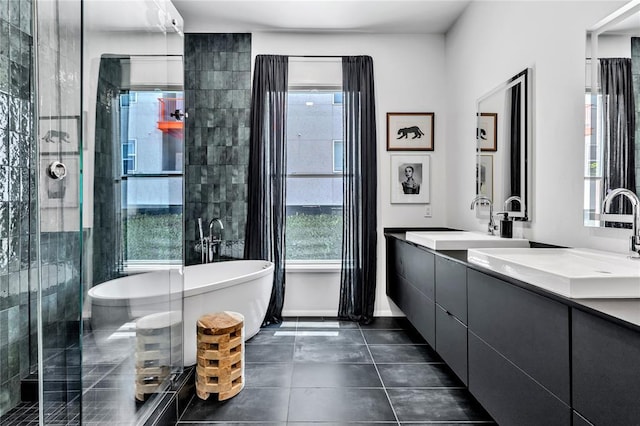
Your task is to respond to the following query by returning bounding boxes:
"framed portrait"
[40,154,80,208]
[477,113,497,152]
[476,155,493,200]
[387,112,434,151]
[39,116,80,154]
[390,154,430,204]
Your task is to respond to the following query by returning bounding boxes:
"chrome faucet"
[504,195,524,212]
[207,218,224,262]
[470,195,497,235]
[602,188,640,258]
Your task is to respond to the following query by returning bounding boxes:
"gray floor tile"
[294,329,365,345]
[363,329,426,345]
[378,363,462,388]
[388,388,492,422]
[294,344,372,363]
[296,317,359,329]
[288,388,396,422]
[369,344,440,363]
[245,329,296,345]
[244,343,295,363]
[244,362,293,387]
[291,363,383,388]
[179,388,290,422]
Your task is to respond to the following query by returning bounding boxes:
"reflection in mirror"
[585,3,640,228]
[476,68,532,221]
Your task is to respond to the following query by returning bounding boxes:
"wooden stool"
[134,311,181,401]
[195,311,244,401]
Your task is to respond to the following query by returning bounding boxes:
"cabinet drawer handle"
[445,309,453,317]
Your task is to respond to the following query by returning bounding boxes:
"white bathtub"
[87,260,274,366]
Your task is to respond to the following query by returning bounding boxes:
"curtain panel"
[244,55,289,325]
[599,58,636,220]
[338,56,378,323]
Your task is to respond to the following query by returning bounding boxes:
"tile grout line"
[358,325,402,426]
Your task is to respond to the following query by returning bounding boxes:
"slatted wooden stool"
[195,311,244,401]
[135,311,181,401]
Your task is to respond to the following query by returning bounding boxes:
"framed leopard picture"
[387,112,434,151]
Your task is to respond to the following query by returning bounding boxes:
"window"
[122,139,137,174]
[120,90,184,265]
[285,90,343,261]
[333,140,343,173]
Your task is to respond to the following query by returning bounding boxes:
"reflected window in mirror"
[585,6,640,228]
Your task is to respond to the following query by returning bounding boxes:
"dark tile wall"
[183,33,252,265]
[92,57,123,285]
[0,0,36,416]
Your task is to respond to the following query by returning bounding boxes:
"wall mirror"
[585,2,640,227]
[476,68,532,221]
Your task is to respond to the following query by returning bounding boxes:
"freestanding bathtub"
[86,260,274,366]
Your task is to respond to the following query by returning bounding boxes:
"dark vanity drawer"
[388,275,435,346]
[435,256,467,323]
[467,269,570,403]
[572,411,594,426]
[468,332,571,426]
[572,308,640,425]
[395,240,435,299]
[435,303,467,384]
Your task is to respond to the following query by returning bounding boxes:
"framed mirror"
[584,3,640,228]
[476,68,532,221]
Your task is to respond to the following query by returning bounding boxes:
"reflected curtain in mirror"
[509,82,522,211]
[244,55,289,325]
[599,58,636,221]
[338,56,377,323]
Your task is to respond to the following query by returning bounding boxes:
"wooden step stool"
[195,311,245,401]
[135,311,181,401]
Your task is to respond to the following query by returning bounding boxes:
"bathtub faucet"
[207,218,224,263]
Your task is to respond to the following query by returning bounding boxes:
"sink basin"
[467,247,640,298]
[405,231,529,250]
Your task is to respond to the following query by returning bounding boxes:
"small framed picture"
[387,112,434,151]
[391,154,430,204]
[476,155,493,200]
[39,116,81,154]
[477,113,497,152]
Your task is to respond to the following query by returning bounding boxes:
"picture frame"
[39,154,80,208]
[390,154,430,204]
[39,116,81,154]
[477,113,497,152]
[387,112,434,151]
[477,155,493,201]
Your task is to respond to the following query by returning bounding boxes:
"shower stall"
[0,0,185,424]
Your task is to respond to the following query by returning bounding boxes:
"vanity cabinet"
[386,237,435,346]
[467,269,571,425]
[572,308,640,425]
[434,256,467,384]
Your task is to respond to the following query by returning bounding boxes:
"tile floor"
[177,316,495,425]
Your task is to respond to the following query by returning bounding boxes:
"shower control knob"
[47,161,67,180]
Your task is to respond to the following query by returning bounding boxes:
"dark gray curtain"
[508,83,522,211]
[600,58,636,222]
[244,55,288,325]
[338,56,377,324]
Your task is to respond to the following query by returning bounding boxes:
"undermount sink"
[467,247,640,298]
[405,231,529,250]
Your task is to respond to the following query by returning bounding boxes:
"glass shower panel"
[34,0,83,423]
[81,1,184,424]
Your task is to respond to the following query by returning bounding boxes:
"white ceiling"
[171,0,473,34]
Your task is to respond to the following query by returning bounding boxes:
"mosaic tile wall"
[93,57,122,285]
[183,34,252,265]
[0,0,36,416]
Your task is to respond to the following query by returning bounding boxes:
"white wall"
[445,0,631,254]
[253,32,448,316]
